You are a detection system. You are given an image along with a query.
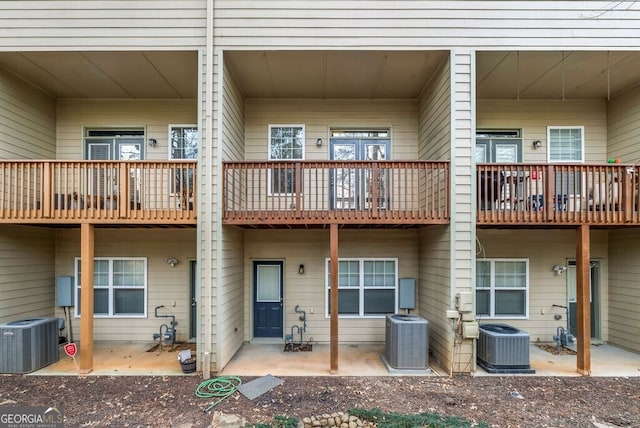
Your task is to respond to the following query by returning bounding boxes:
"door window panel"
[476,130,522,163]
[257,265,281,302]
[84,129,144,207]
[329,130,390,210]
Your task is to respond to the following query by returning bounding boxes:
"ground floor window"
[74,257,147,317]
[325,258,397,317]
[476,259,528,318]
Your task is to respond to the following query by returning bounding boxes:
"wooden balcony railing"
[477,163,640,226]
[223,160,449,226]
[0,160,197,224]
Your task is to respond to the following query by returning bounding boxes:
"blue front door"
[253,261,284,338]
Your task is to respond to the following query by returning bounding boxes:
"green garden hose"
[195,375,242,412]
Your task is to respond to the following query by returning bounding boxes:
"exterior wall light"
[166,258,178,267]
[316,138,322,147]
[298,264,305,275]
[553,265,567,275]
[532,140,542,149]
[148,138,158,147]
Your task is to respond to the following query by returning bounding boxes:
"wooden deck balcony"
[223,160,450,227]
[477,163,640,226]
[0,160,197,225]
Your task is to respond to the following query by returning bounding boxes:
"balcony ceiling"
[0,51,197,98]
[225,51,448,99]
[1,50,638,101]
[226,50,640,100]
[477,51,640,100]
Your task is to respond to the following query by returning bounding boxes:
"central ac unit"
[383,314,429,371]
[477,323,535,374]
[0,317,60,374]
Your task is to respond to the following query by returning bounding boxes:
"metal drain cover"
[237,374,284,400]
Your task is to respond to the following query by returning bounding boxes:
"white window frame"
[546,126,585,163]
[476,258,529,319]
[168,124,198,196]
[268,124,305,195]
[324,257,398,318]
[74,257,148,318]
[168,124,198,160]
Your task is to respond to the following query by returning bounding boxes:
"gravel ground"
[1,374,640,427]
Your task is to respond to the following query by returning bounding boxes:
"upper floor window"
[548,126,584,163]
[268,125,304,194]
[476,259,529,319]
[170,125,198,160]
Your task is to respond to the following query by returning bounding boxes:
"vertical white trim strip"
[202,0,214,379]
[449,49,457,310]
[470,49,478,372]
[470,48,477,303]
[196,48,205,377]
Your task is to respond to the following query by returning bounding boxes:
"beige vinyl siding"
[451,50,474,373]
[217,226,245,370]
[477,99,608,163]
[0,68,56,159]
[476,229,608,343]
[221,57,246,162]
[608,229,640,353]
[0,226,55,323]
[607,84,640,162]
[417,226,452,373]
[54,228,196,342]
[216,54,247,370]
[245,99,418,161]
[1,1,206,49]
[213,2,640,50]
[56,99,196,160]
[244,229,419,343]
[418,55,451,161]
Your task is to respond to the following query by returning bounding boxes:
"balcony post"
[545,165,555,219]
[118,166,128,218]
[371,163,378,218]
[330,223,339,373]
[576,224,591,375]
[42,162,52,218]
[79,223,95,374]
[295,162,302,218]
[624,169,633,223]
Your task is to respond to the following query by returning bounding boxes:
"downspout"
[202,0,214,379]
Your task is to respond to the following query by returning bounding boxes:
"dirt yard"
[1,374,640,427]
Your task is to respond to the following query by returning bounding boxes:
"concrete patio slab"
[24,340,640,378]
[28,342,191,376]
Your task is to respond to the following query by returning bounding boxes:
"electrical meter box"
[455,291,473,313]
[463,322,480,339]
[398,278,416,310]
[56,276,74,307]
